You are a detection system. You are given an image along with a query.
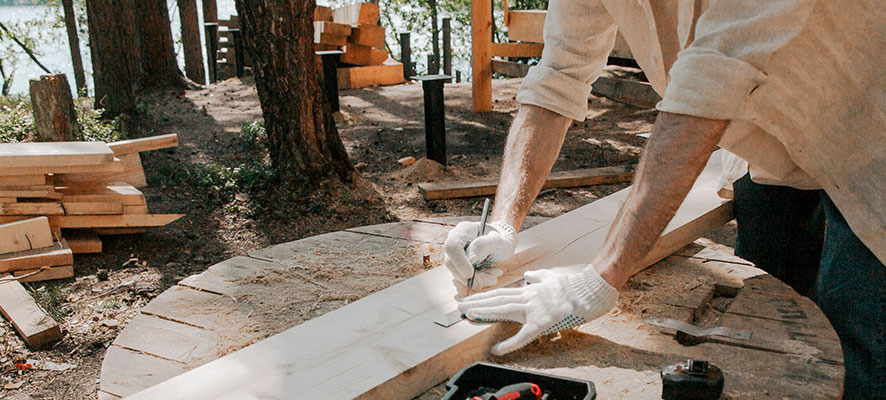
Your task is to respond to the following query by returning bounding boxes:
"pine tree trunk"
[61,0,86,95]
[202,0,218,23]
[29,74,80,142]
[178,0,206,84]
[86,0,141,116]
[234,0,354,186]
[134,0,187,89]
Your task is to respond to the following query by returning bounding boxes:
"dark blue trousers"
[733,174,885,398]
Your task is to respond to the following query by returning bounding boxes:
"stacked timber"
[0,134,184,257]
[314,2,405,89]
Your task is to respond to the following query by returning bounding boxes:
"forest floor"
[0,71,736,399]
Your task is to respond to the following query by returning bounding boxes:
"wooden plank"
[341,44,388,66]
[419,165,634,200]
[0,240,73,273]
[0,217,54,255]
[491,59,531,78]
[472,0,492,112]
[337,61,405,90]
[0,175,47,186]
[128,152,734,399]
[63,201,124,215]
[92,227,147,235]
[314,21,352,37]
[348,24,385,49]
[107,134,178,156]
[64,230,102,254]
[0,142,114,168]
[0,201,65,216]
[507,10,546,43]
[13,265,74,282]
[591,76,661,108]
[314,32,349,47]
[490,42,543,58]
[0,185,60,199]
[123,204,149,214]
[0,214,183,229]
[332,2,379,25]
[0,275,62,348]
[100,346,187,399]
[0,159,123,177]
[53,153,147,188]
[113,314,214,364]
[314,5,333,21]
[56,183,147,206]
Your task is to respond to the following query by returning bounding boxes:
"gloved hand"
[457,266,619,355]
[443,220,517,290]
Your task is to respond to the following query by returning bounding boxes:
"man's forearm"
[491,104,573,231]
[595,112,729,288]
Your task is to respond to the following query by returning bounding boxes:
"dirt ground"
[0,71,737,399]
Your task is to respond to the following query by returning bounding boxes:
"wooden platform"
[99,217,842,399]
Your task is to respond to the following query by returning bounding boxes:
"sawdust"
[394,157,451,183]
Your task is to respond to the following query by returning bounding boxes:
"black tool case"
[441,362,596,400]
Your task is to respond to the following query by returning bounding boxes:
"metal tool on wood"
[645,317,752,341]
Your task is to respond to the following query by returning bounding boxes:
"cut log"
[314,6,333,21]
[13,265,74,282]
[0,142,114,169]
[0,214,184,229]
[0,217,54,255]
[507,10,545,43]
[28,74,80,142]
[0,240,74,273]
[337,61,404,90]
[348,24,385,49]
[126,152,734,399]
[107,133,178,156]
[332,2,379,25]
[0,276,62,348]
[341,45,388,66]
[64,230,102,254]
[419,165,635,200]
[313,21,352,37]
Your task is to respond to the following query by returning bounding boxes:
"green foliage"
[25,282,71,321]
[0,95,121,143]
[239,120,267,146]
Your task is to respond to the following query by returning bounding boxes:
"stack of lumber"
[0,217,67,348]
[314,2,405,89]
[0,134,184,256]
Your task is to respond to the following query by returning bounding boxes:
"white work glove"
[443,220,517,290]
[457,266,618,355]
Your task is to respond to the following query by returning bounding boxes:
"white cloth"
[517,0,885,264]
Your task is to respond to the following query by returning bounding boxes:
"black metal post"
[230,29,244,78]
[442,18,452,77]
[456,70,461,83]
[204,22,219,83]
[413,74,452,165]
[317,50,343,113]
[399,32,414,80]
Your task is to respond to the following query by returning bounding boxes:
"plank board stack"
[314,3,405,89]
[0,134,184,262]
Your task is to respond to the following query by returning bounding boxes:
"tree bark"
[61,0,86,95]
[134,0,187,89]
[428,0,439,74]
[202,0,218,23]
[86,0,141,116]
[29,74,80,142]
[178,0,206,84]
[234,0,355,186]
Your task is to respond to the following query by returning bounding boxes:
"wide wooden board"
[0,214,183,229]
[313,20,352,37]
[332,2,379,25]
[0,240,73,273]
[0,142,114,168]
[0,217,54,255]
[64,230,102,253]
[349,24,386,48]
[107,134,178,156]
[0,158,123,177]
[0,275,62,348]
[127,153,737,399]
[418,165,635,200]
[341,44,388,66]
[338,61,405,89]
[13,264,74,282]
[0,201,65,216]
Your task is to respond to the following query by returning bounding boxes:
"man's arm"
[490,104,572,231]
[594,112,728,288]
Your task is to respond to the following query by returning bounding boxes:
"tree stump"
[29,74,80,142]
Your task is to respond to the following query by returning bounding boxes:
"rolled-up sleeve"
[659,0,817,119]
[516,0,617,121]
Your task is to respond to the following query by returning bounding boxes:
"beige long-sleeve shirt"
[517,0,885,265]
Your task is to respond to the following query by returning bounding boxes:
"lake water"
[0,1,467,96]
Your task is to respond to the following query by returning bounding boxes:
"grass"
[25,282,71,322]
[0,95,122,143]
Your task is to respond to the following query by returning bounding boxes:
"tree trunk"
[177,0,206,84]
[61,0,86,95]
[429,0,439,74]
[234,0,354,186]
[134,0,187,89]
[29,74,80,142]
[86,0,140,116]
[202,0,218,23]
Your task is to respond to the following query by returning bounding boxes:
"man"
[443,1,884,397]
